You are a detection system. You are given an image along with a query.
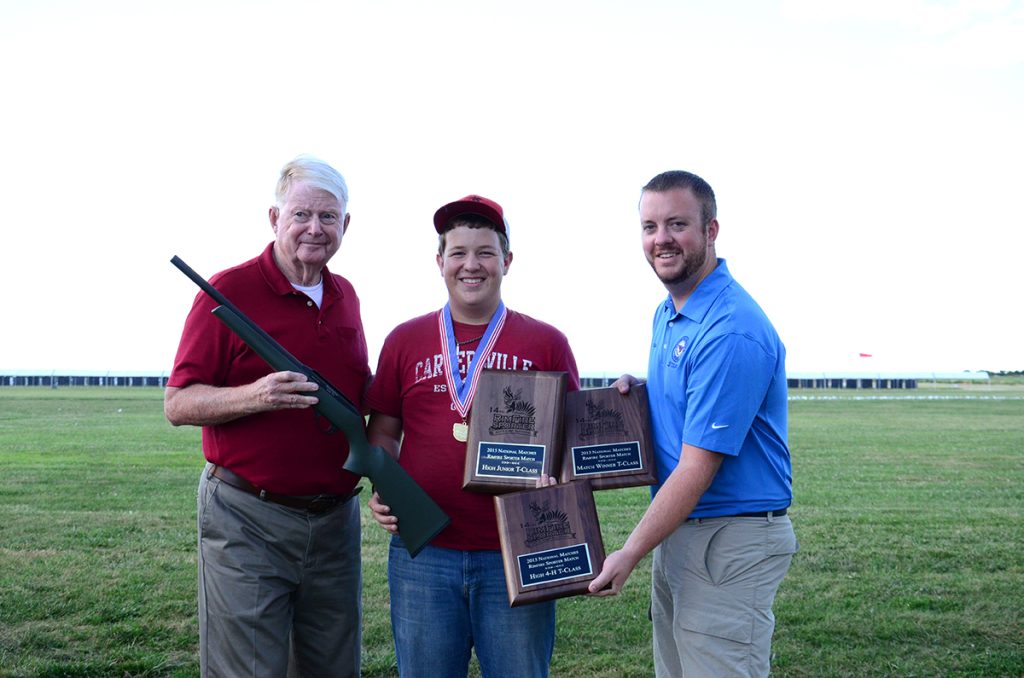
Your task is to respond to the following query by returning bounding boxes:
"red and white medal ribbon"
[438,301,507,421]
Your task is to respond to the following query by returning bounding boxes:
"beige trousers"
[197,463,362,677]
[652,514,797,677]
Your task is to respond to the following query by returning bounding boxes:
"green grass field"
[1,385,1022,677]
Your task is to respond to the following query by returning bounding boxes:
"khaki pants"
[652,514,797,677]
[197,463,361,677]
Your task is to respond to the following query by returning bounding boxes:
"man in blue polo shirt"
[589,170,798,677]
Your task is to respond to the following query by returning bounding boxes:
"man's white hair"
[275,155,349,210]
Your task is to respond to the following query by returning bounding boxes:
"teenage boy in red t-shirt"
[366,195,580,678]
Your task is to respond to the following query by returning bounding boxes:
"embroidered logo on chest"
[667,336,689,368]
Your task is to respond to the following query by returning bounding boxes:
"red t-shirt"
[168,243,371,496]
[366,309,580,550]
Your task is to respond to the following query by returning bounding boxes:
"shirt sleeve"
[682,332,776,455]
[167,290,240,389]
[540,326,580,392]
[365,331,404,419]
[556,335,581,392]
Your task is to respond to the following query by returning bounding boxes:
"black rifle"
[171,255,449,557]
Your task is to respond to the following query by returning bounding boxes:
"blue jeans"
[388,536,555,678]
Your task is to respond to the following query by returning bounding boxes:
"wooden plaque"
[463,370,568,494]
[494,480,605,607]
[559,384,657,490]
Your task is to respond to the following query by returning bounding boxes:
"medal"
[438,302,507,437]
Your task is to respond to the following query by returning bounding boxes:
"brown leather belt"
[209,465,361,514]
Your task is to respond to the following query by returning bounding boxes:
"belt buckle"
[306,495,339,514]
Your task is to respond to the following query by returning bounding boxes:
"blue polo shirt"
[646,259,791,517]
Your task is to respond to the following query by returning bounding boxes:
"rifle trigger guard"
[314,410,339,435]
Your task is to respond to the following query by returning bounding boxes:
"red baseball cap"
[433,194,510,242]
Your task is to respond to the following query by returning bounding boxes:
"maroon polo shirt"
[168,243,370,496]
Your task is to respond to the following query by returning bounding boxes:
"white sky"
[2,0,1022,376]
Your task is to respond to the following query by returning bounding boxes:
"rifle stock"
[172,256,449,557]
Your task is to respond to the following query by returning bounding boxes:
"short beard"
[650,245,708,287]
